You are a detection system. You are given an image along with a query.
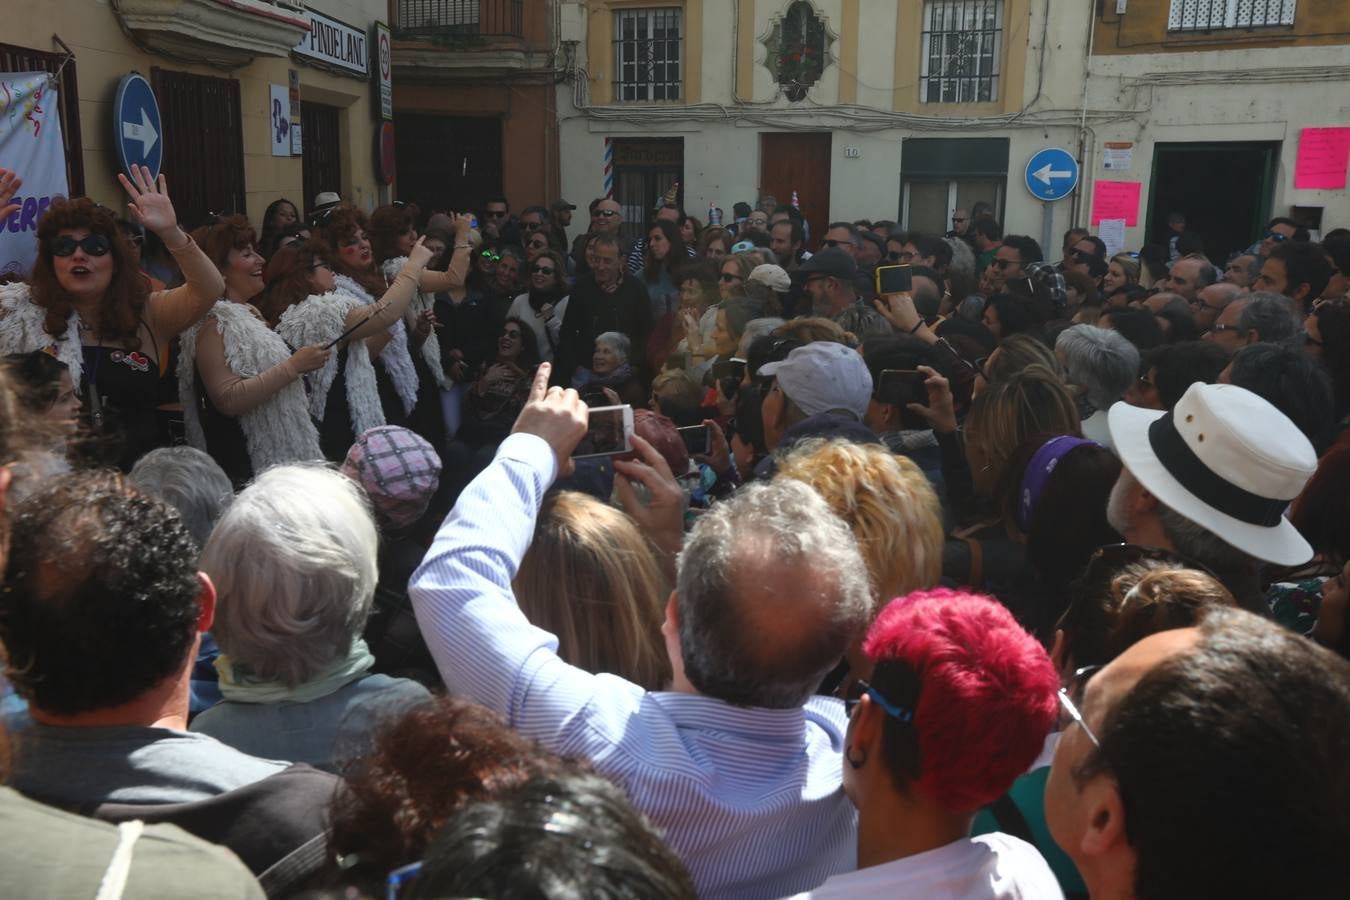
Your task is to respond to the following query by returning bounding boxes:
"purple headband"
[1017,436,1102,532]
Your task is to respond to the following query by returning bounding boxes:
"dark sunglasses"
[1265,231,1289,242]
[1071,249,1094,261]
[523,221,545,231]
[51,234,111,257]
[594,209,620,218]
[531,265,556,275]
[842,678,914,722]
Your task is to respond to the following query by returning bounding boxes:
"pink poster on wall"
[1294,128,1350,190]
[1090,181,1141,227]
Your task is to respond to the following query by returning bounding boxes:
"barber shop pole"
[603,137,614,199]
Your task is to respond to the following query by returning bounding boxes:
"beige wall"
[5,0,387,227]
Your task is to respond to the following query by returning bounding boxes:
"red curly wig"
[30,197,150,351]
[862,587,1059,812]
[313,205,385,297]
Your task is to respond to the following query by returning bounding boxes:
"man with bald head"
[571,197,625,275]
[1163,255,1218,302]
[1045,606,1349,900]
[1190,281,1241,331]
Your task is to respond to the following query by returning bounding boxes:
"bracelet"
[454,243,471,249]
[907,319,924,334]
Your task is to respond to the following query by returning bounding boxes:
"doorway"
[302,102,342,217]
[611,138,684,244]
[760,133,831,249]
[1146,142,1278,262]
[394,115,503,217]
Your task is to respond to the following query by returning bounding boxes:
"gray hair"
[944,236,976,279]
[1238,292,1299,345]
[1242,254,1262,285]
[128,447,234,550]
[674,479,872,709]
[1056,324,1141,410]
[835,304,893,344]
[594,331,630,364]
[199,464,379,687]
[737,316,786,357]
[1158,503,1250,571]
[1185,254,1220,289]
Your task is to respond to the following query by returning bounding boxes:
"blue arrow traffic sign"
[1024,147,1079,202]
[113,73,163,181]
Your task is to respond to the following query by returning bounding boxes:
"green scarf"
[215,639,376,704]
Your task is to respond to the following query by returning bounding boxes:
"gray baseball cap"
[758,342,873,421]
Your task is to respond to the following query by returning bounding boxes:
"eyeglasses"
[51,234,111,257]
[531,265,556,275]
[719,272,743,283]
[125,234,145,247]
[1071,249,1094,262]
[1207,323,1240,334]
[1058,665,1103,748]
[1264,231,1289,243]
[992,258,1019,270]
[887,251,915,263]
[523,221,545,231]
[594,209,620,218]
[843,678,914,723]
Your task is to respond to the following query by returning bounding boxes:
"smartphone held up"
[571,405,635,459]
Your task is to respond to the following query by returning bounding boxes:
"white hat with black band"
[1107,383,1317,567]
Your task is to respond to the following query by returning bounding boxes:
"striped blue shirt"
[410,433,857,899]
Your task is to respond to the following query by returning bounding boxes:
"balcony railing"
[396,0,524,39]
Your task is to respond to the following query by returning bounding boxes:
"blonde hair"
[773,316,850,346]
[1109,253,1141,287]
[776,440,943,609]
[514,492,672,690]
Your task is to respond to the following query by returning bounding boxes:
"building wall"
[5,0,388,228]
[558,0,1092,246]
[1081,8,1350,249]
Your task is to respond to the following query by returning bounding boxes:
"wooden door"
[759,133,831,250]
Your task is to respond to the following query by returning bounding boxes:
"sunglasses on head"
[51,234,111,257]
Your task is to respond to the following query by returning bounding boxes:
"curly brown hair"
[313,205,385,297]
[259,239,333,326]
[368,203,416,265]
[30,197,149,350]
[190,214,256,274]
[327,696,579,891]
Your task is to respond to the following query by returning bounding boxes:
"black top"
[319,345,357,463]
[81,328,168,471]
[194,369,252,488]
[554,273,653,387]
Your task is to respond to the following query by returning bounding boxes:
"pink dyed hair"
[862,587,1059,811]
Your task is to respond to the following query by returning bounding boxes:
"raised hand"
[907,365,957,434]
[119,164,181,240]
[613,432,686,566]
[0,167,22,222]
[694,418,732,477]
[512,363,588,477]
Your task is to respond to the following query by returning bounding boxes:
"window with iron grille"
[152,68,245,230]
[1168,0,1295,31]
[613,8,682,102]
[920,1,1003,104]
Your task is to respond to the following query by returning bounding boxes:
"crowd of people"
[0,162,1347,899]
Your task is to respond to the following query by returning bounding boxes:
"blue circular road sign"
[113,73,163,180]
[1024,148,1079,202]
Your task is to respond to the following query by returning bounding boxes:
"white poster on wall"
[0,72,69,278]
[270,83,291,157]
